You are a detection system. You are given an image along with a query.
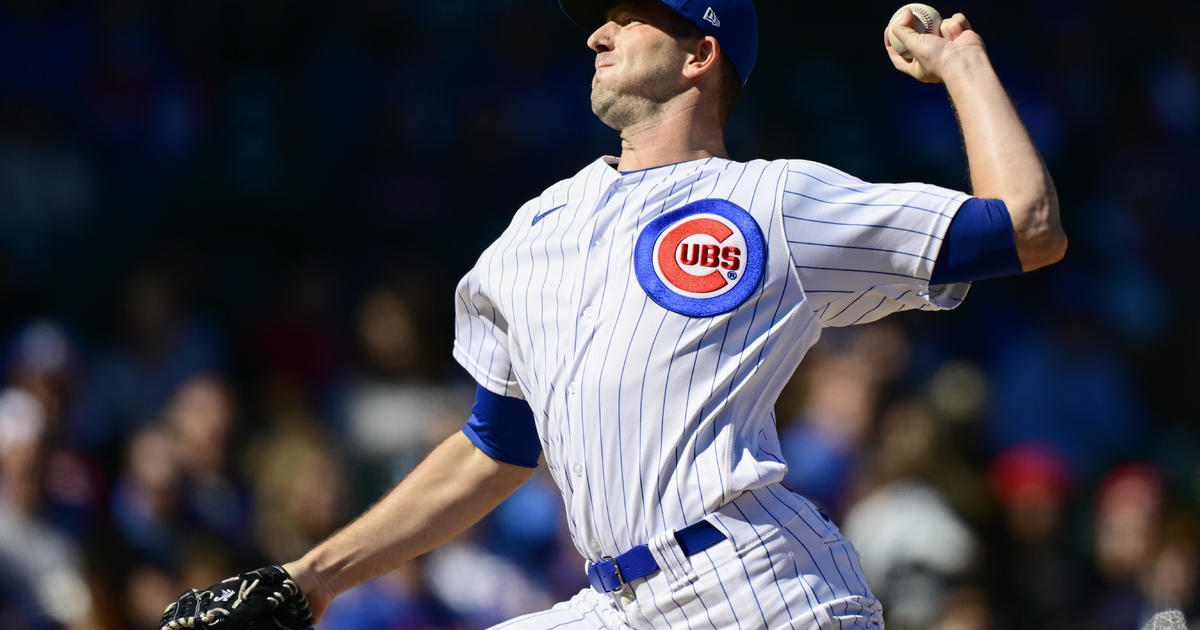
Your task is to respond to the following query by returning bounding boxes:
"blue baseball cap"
[559,0,759,85]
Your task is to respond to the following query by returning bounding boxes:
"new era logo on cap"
[703,7,720,27]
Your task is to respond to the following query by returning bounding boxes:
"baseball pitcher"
[160,1,1065,628]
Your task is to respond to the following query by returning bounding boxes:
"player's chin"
[591,97,625,132]
[590,88,612,113]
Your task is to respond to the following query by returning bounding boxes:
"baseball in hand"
[888,3,942,60]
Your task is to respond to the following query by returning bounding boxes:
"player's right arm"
[886,10,1067,271]
[283,430,534,622]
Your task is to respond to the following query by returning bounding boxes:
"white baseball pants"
[486,486,884,630]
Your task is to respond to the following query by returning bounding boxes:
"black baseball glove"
[159,565,314,630]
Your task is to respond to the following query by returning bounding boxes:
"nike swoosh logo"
[531,204,567,226]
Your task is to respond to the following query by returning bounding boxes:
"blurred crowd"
[0,0,1197,629]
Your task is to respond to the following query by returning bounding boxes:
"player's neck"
[615,101,727,172]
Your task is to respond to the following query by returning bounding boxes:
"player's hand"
[159,565,314,630]
[884,10,985,84]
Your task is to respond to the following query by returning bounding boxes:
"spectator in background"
[109,424,178,568]
[0,388,94,630]
[246,422,347,565]
[987,443,1085,629]
[336,282,468,504]
[1087,463,1196,630]
[107,376,253,629]
[842,399,986,630]
[778,322,909,517]
[164,376,250,545]
[1141,515,1199,624]
[5,321,79,434]
[71,266,225,459]
[4,320,101,539]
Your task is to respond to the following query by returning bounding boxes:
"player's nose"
[587,20,617,53]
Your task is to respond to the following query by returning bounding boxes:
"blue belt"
[587,520,726,593]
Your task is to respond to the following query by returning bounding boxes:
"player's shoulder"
[780,159,871,192]
[712,158,867,189]
[698,157,795,192]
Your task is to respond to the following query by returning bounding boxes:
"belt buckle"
[587,555,626,592]
[601,556,638,604]
[604,555,627,586]
[609,552,628,588]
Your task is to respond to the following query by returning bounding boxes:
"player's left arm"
[887,10,1067,272]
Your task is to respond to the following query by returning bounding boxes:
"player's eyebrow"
[605,5,632,22]
[606,0,631,16]
[605,0,651,23]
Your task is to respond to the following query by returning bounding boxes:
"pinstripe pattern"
[781,161,970,327]
[489,589,632,629]
[454,156,970,629]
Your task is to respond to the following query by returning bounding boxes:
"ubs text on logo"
[634,200,765,317]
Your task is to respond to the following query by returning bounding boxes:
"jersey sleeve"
[781,161,972,328]
[452,260,525,399]
[462,385,541,468]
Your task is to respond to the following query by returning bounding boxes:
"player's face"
[587,1,693,130]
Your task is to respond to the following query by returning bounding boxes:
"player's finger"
[940,13,971,40]
[888,10,923,52]
[883,26,904,54]
[883,33,927,79]
[883,27,908,64]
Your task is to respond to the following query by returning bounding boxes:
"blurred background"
[0,0,1196,628]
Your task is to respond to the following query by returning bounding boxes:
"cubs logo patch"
[634,199,765,317]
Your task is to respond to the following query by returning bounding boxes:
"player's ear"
[681,36,721,80]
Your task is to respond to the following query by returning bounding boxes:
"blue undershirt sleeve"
[930,197,1024,285]
[462,385,541,468]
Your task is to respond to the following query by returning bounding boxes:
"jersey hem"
[920,194,974,310]
[452,341,524,399]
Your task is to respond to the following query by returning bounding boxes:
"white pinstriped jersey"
[452,156,970,562]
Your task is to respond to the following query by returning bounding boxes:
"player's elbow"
[1012,196,1067,272]
[1017,224,1067,271]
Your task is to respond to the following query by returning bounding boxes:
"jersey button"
[573,463,584,477]
[567,382,579,395]
[582,306,597,319]
[594,237,609,248]
[589,539,602,553]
